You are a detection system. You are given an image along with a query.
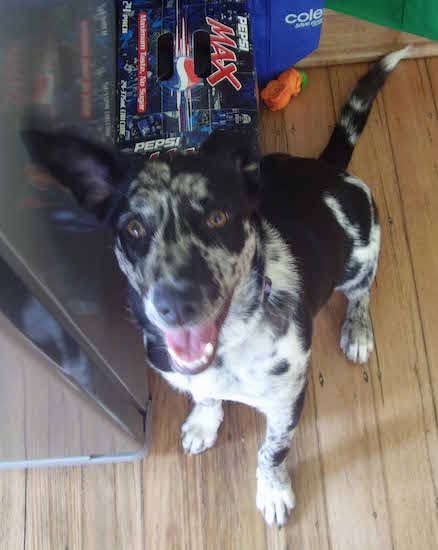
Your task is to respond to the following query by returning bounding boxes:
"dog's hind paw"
[181,400,223,454]
[256,469,296,527]
[340,309,374,364]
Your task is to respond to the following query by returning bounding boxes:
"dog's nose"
[152,281,202,326]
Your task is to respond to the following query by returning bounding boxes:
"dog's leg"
[181,399,224,454]
[341,291,374,364]
[324,172,380,364]
[256,383,307,527]
[339,224,379,364]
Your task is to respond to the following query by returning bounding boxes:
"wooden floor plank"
[82,464,117,550]
[82,461,143,550]
[379,57,438,542]
[426,57,438,115]
[0,471,26,550]
[142,372,204,550]
[259,67,336,159]
[329,60,438,549]
[280,67,336,159]
[259,108,289,155]
[298,10,438,69]
[25,468,82,550]
[113,462,145,550]
[383,57,438,430]
[311,296,394,550]
[202,404,265,550]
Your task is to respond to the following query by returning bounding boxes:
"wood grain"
[426,57,438,111]
[298,10,438,69]
[142,372,204,550]
[82,464,117,550]
[82,461,144,550]
[202,403,265,550]
[312,297,393,550]
[0,470,26,550]
[280,67,336,159]
[113,462,145,550]
[25,468,82,550]
[329,60,438,549]
[379,58,438,541]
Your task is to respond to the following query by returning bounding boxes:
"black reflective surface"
[0,0,149,464]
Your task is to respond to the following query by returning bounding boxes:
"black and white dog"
[24,47,408,527]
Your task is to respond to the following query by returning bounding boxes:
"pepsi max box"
[116,0,258,157]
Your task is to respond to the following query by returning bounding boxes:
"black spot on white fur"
[271,359,290,375]
[271,447,289,467]
[292,305,313,351]
[265,290,293,337]
[287,382,307,432]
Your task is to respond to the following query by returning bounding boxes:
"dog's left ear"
[200,130,260,199]
[22,129,136,222]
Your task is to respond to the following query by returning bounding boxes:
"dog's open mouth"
[165,321,217,374]
[164,301,230,375]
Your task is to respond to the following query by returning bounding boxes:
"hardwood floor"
[2,57,438,549]
[297,10,438,68]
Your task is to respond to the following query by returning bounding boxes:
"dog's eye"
[207,210,229,229]
[126,219,146,239]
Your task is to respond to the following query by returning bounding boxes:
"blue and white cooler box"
[251,0,325,85]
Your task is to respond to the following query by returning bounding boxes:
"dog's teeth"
[168,347,213,370]
[167,347,179,362]
[204,343,214,357]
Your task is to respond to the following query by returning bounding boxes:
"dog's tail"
[319,46,411,170]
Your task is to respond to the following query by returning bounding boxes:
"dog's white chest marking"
[163,322,308,410]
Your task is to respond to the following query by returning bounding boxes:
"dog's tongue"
[165,321,218,363]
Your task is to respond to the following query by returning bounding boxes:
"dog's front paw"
[256,469,296,527]
[181,401,223,454]
[340,312,374,364]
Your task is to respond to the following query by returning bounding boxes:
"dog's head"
[23,129,261,374]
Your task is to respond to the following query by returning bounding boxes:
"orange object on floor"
[261,67,307,111]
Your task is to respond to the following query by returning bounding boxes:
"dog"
[23,46,409,527]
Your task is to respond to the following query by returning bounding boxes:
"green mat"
[326,0,438,41]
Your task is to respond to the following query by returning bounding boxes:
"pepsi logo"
[162,57,202,92]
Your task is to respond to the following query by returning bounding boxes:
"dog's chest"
[163,328,285,408]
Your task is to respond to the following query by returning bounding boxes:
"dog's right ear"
[22,129,136,222]
[200,129,259,173]
[200,129,261,204]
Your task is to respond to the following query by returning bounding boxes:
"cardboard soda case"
[116,0,259,157]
